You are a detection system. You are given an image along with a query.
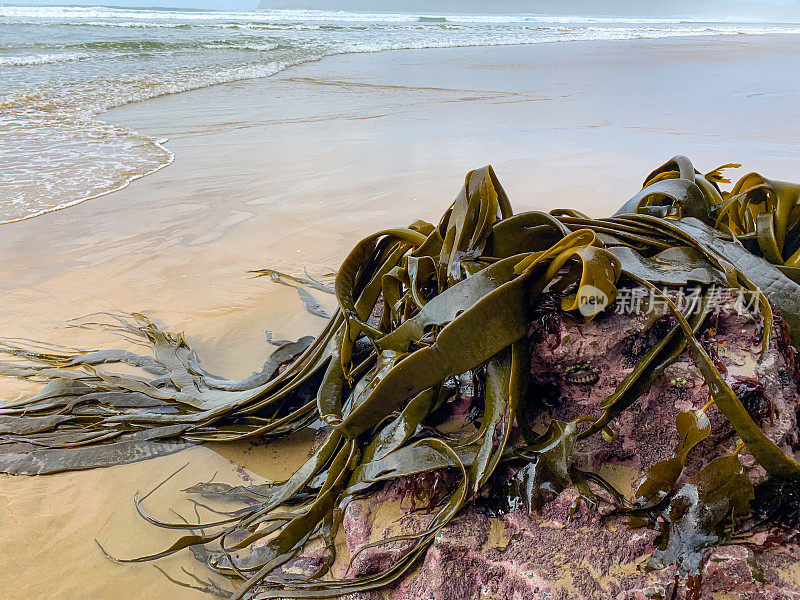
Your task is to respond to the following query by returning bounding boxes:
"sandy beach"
[2,34,800,599]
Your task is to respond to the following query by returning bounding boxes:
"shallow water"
[1,434,317,599]
[3,5,800,223]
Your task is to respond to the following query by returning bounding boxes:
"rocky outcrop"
[321,287,800,600]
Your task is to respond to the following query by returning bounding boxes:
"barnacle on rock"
[669,376,693,390]
[562,362,601,385]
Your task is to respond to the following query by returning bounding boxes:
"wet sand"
[2,35,800,599]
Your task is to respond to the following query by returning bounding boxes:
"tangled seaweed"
[2,156,800,598]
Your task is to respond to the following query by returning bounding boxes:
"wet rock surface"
[325,288,800,600]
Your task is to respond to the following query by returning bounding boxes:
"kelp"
[632,409,712,511]
[2,157,800,598]
[649,452,755,580]
[251,269,334,319]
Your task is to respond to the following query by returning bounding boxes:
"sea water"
[2,5,799,223]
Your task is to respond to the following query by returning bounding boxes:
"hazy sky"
[11,1,260,7]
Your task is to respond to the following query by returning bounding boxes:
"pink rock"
[295,290,800,599]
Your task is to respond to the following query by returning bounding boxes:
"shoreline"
[3,31,800,227]
[0,138,176,227]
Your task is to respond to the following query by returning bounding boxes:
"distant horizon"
[0,0,800,22]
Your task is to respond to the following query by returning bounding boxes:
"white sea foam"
[2,6,796,26]
[0,52,94,67]
[0,6,675,22]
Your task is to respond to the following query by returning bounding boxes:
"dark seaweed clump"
[731,377,777,427]
[749,478,800,545]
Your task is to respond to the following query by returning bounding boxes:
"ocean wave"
[81,20,193,29]
[0,5,780,26]
[0,39,296,55]
[0,52,93,67]
[4,4,800,224]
